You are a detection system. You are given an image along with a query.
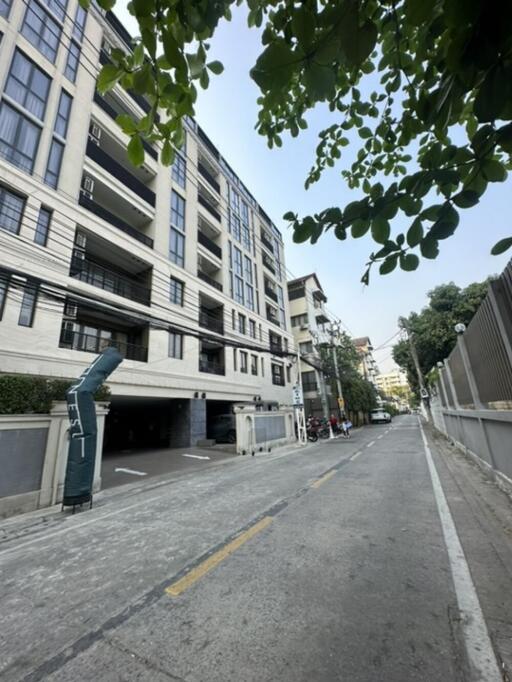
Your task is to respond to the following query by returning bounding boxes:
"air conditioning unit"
[74,231,87,249]
[89,124,101,144]
[101,39,112,55]
[64,301,78,319]
[82,176,94,199]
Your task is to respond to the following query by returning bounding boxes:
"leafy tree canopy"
[392,278,491,391]
[84,0,512,280]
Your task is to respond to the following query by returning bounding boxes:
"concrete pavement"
[1,416,511,681]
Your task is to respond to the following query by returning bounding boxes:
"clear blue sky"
[116,3,511,370]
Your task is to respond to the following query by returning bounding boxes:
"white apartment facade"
[0,0,295,449]
[287,274,334,418]
[376,370,410,397]
[353,337,379,387]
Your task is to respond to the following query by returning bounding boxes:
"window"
[232,309,236,329]
[5,51,51,120]
[64,41,80,83]
[171,190,185,231]
[34,206,51,246]
[240,351,248,374]
[244,256,253,284]
[251,355,258,376]
[259,324,263,341]
[0,103,41,173]
[72,3,87,41]
[172,152,186,189]
[0,0,11,19]
[233,348,237,371]
[272,363,284,386]
[46,0,68,23]
[261,357,264,376]
[169,228,185,267]
[44,139,64,188]
[286,366,291,383]
[302,371,317,392]
[169,276,184,305]
[249,319,256,338]
[234,276,244,304]
[233,247,243,276]
[18,281,37,327]
[21,1,62,63]
[168,331,183,359]
[0,273,8,320]
[277,285,286,329]
[238,313,246,335]
[245,285,254,311]
[54,90,72,138]
[0,186,25,234]
[291,313,308,328]
[300,341,313,355]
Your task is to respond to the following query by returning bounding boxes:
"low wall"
[0,402,109,519]
[235,407,296,455]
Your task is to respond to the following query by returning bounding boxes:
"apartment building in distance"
[0,1,295,450]
[376,369,411,401]
[287,273,334,418]
[353,337,380,387]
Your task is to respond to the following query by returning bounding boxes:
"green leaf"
[97,64,123,94]
[291,5,316,47]
[250,40,296,90]
[161,139,174,167]
[127,135,144,167]
[186,53,205,79]
[474,64,510,123]
[293,217,316,243]
[359,127,372,139]
[399,195,422,217]
[497,123,512,154]
[481,159,507,182]
[421,204,443,221]
[115,114,137,135]
[132,64,152,94]
[400,254,420,271]
[452,190,480,208]
[420,237,439,259]
[351,219,370,238]
[371,217,390,244]
[283,211,296,221]
[303,62,336,101]
[379,254,398,275]
[404,0,431,25]
[207,61,224,75]
[490,237,512,255]
[342,20,377,67]
[406,218,423,247]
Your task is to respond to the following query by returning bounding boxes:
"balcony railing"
[199,358,225,375]
[261,231,274,253]
[93,92,158,161]
[270,341,282,354]
[199,310,224,335]
[263,255,276,274]
[86,139,155,207]
[198,162,220,194]
[59,327,148,362]
[198,192,221,222]
[70,255,151,306]
[265,285,278,302]
[198,230,222,259]
[267,312,280,327]
[198,270,223,292]
[79,192,154,248]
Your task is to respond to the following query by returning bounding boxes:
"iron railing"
[199,358,225,375]
[59,327,148,362]
[265,285,278,302]
[198,270,223,292]
[79,192,154,248]
[198,193,221,222]
[199,310,224,335]
[70,255,151,306]
[198,162,220,194]
[198,230,222,259]
[86,139,156,207]
[261,231,274,253]
[263,255,276,274]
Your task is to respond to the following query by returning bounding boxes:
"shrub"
[0,375,111,415]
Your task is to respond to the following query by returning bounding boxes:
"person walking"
[341,417,352,438]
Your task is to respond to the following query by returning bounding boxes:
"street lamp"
[454,323,466,335]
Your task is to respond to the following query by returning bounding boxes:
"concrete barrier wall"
[0,402,109,519]
[235,407,296,455]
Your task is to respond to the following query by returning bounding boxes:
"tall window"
[277,285,286,329]
[73,3,87,41]
[249,319,256,338]
[228,186,252,251]
[271,363,284,386]
[5,51,51,120]
[34,206,51,246]
[44,140,64,188]
[171,190,185,231]
[238,313,246,334]
[54,90,72,138]
[169,276,184,305]
[0,186,25,234]
[64,41,80,83]
[251,355,258,376]
[168,331,183,359]
[44,89,71,189]
[172,152,186,189]
[240,351,248,374]
[0,273,8,320]
[21,1,63,63]
[169,191,186,267]
[169,229,184,268]
[18,281,38,327]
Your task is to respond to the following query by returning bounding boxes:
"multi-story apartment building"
[353,337,380,387]
[0,1,295,450]
[287,274,333,418]
[376,370,411,399]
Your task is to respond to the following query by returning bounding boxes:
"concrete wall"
[0,402,109,519]
[235,406,296,455]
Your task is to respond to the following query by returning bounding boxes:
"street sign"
[292,384,304,406]
[420,388,429,398]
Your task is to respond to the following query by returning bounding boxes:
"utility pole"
[329,323,345,419]
[399,317,431,422]
[293,349,307,445]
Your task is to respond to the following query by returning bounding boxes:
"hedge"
[0,375,111,415]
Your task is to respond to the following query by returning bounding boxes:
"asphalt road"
[1,416,511,681]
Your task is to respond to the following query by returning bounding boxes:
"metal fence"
[432,259,512,489]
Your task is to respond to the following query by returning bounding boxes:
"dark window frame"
[34,205,51,246]
[18,280,38,327]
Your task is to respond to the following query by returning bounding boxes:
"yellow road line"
[312,470,336,489]
[165,516,273,597]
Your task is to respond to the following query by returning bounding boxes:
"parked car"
[370,409,392,424]
[209,414,237,443]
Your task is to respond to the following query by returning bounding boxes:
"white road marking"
[114,467,147,476]
[350,451,363,461]
[182,454,211,460]
[366,441,375,448]
[377,435,383,440]
[419,420,502,681]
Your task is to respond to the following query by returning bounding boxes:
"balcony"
[198,192,221,222]
[265,285,278,303]
[70,255,151,306]
[86,139,155,207]
[59,327,148,362]
[262,254,276,274]
[199,359,225,375]
[93,92,157,161]
[272,373,285,387]
[199,310,224,335]
[79,192,153,248]
[198,230,222,259]
[270,341,282,354]
[198,162,220,194]
[261,231,274,253]
[198,270,223,292]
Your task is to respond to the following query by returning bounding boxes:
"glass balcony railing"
[198,230,222,259]
[70,255,151,306]
[199,310,224,335]
[198,162,220,194]
[198,270,223,292]
[59,327,148,362]
[199,358,225,375]
[198,193,221,222]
